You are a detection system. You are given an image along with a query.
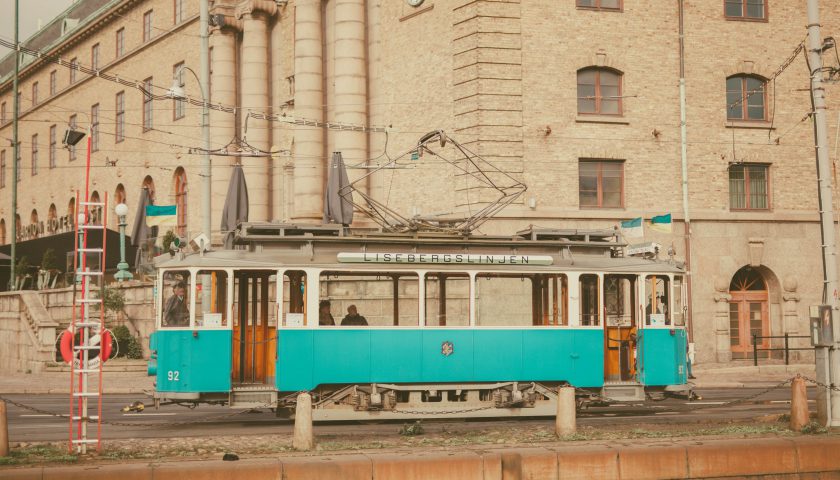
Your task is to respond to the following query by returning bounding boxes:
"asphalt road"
[1,387,815,443]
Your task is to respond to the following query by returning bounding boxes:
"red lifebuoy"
[59,328,114,368]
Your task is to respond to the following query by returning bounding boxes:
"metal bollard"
[555,386,576,437]
[790,376,810,431]
[0,400,8,457]
[293,393,314,451]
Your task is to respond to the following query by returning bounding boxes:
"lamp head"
[167,78,186,100]
[115,203,129,217]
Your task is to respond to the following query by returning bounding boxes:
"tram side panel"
[637,328,688,386]
[153,330,233,394]
[276,329,604,391]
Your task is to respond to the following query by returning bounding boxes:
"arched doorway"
[729,266,769,358]
[0,219,6,244]
[30,209,39,239]
[113,184,126,229]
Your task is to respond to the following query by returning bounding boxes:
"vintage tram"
[147,223,689,420]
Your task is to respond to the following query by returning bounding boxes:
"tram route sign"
[337,252,553,266]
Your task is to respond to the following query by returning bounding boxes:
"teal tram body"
[148,223,690,420]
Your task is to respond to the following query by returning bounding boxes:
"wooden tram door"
[232,271,277,385]
[603,275,637,381]
[728,267,769,359]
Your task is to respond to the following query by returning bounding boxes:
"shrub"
[111,325,143,359]
[41,248,59,272]
[97,287,125,313]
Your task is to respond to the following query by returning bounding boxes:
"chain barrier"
[801,375,840,392]
[391,405,499,416]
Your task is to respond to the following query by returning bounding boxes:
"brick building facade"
[1,0,839,363]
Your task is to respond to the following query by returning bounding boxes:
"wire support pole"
[199,0,211,245]
[9,0,18,290]
[806,0,840,428]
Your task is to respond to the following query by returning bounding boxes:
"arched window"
[173,167,187,236]
[67,198,76,220]
[726,74,767,121]
[114,184,126,229]
[30,209,39,239]
[90,191,102,225]
[48,204,57,235]
[142,175,156,203]
[0,219,6,245]
[577,67,622,115]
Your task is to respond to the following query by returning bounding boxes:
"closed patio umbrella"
[220,164,249,249]
[323,152,354,226]
[130,187,156,269]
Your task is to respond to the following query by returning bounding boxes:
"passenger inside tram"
[163,280,189,327]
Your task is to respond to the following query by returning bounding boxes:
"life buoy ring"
[59,327,113,369]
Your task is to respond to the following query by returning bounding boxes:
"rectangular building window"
[577,0,621,10]
[1,102,5,124]
[729,164,769,210]
[115,91,125,143]
[725,0,766,20]
[49,70,57,96]
[173,62,185,120]
[91,104,100,152]
[70,57,78,83]
[116,28,125,57]
[143,77,153,131]
[31,82,38,106]
[91,43,100,70]
[49,125,56,169]
[31,134,38,176]
[143,10,154,42]
[0,151,5,188]
[69,115,77,162]
[174,0,184,23]
[579,159,624,208]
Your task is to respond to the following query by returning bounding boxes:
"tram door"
[603,275,637,382]
[232,270,277,385]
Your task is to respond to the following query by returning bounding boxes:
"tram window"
[645,275,670,326]
[474,273,565,327]
[320,271,419,327]
[604,275,635,327]
[268,274,278,327]
[579,274,600,326]
[194,270,228,327]
[161,270,191,328]
[673,276,685,326]
[425,273,470,327]
[282,271,307,326]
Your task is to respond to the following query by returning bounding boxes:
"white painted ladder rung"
[76,271,103,276]
[73,322,102,328]
[77,299,102,303]
[74,345,102,350]
[79,201,106,207]
[71,439,100,444]
[74,369,100,373]
[79,224,105,230]
[78,248,104,253]
[72,392,100,397]
[71,416,100,420]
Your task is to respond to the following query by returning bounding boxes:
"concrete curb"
[1,437,838,479]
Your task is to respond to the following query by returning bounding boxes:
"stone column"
[783,276,802,361]
[238,1,276,222]
[292,0,325,223]
[713,277,733,363]
[366,0,383,207]
[270,12,288,221]
[333,0,368,207]
[208,8,240,243]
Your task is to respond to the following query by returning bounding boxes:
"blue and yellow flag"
[650,213,672,233]
[145,205,177,228]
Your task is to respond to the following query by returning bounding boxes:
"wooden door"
[232,272,275,384]
[728,267,769,359]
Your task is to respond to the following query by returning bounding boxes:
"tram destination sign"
[337,252,553,266]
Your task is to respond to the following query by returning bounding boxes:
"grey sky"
[0,0,76,57]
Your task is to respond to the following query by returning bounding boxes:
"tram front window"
[673,276,685,326]
[162,271,191,328]
[320,271,419,327]
[194,270,228,327]
[645,275,670,326]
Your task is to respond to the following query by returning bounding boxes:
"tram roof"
[155,223,684,274]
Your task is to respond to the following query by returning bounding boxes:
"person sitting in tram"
[341,305,368,326]
[163,281,189,327]
[319,300,335,326]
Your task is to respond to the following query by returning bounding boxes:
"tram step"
[229,389,277,408]
[601,383,645,402]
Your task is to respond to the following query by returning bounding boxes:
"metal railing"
[752,333,811,366]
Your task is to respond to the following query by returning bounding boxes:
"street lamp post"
[114,203,133,282]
